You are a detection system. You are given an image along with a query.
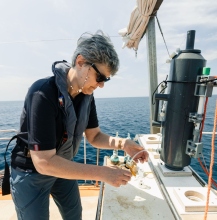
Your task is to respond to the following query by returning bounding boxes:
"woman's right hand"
[101,165,132,187]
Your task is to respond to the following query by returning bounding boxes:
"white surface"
[100,157,175,220]
[99,134,217,220]
[142,134,162,144]
[174,187,217,212]
[158,162,192,177]
[138,134,217,220]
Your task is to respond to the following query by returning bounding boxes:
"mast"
[146,16,160,134]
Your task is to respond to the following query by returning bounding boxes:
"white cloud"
[0,64,11,69]
[0,0,217,100]
[203,49,217,62]
[0,76,36,101]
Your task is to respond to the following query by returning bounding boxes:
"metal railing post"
[83,133,87,184]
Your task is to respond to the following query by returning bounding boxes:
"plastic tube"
[130,149,147,162]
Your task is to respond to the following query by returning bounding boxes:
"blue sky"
[0,0,217,101]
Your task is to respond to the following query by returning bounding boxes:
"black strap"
[2,135,18,195]
[2,132,28,195]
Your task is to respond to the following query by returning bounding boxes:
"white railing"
[0,129,18,140]
[0,130,101,186]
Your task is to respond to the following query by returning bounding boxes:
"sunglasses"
[89,63,110,83]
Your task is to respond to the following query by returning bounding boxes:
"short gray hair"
[72,30,119,76]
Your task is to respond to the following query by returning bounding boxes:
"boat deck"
[98,134,217,220]
[0,185,100,220]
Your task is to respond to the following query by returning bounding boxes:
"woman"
[10,31,149,220]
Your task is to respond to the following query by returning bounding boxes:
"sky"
[0,0,217,101]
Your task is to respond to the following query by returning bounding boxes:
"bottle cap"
[202,67,210,75]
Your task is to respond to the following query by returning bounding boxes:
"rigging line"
[0,36,121,45]
[167,79,217,84]
[198,96,217,189]
[201,153,208,174]
[152,77,217,106]
[155,15,170,58]
[152,81,166,105]
[199,97,209,142]
[204,101,217,219]
[0,38,77,44]
[198,158,217,188]
[152,75,168,105]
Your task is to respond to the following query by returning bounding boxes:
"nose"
[98,81,104,88]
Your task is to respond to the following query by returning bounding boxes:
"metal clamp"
[186,140,203,158]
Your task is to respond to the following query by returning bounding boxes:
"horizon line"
[0,96,150,102]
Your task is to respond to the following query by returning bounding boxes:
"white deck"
[138,134,217,220]
[99,134,217,220]
[100,156,175,220]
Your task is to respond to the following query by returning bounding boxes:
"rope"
[198,158,217,188]
[151,77,217,106]
[199,97,209,142]
[0,38,77,44]
[204,101,217,220]
[151,75,168,105]
[155,15,170,58]
[198,97,217,188]
[0,36,121,45]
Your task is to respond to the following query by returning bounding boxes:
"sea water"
[0,96,216,186]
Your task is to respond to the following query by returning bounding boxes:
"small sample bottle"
[110,132,120,165]
[110,149,119,165]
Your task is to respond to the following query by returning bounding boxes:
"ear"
[75,54,86,69]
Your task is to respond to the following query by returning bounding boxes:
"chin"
[82,90,93,95]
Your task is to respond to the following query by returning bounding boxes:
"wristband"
[118,139,123,150]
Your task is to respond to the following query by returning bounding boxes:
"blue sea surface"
[0,96,216,187]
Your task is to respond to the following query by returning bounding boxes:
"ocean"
[0,96,216,187]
